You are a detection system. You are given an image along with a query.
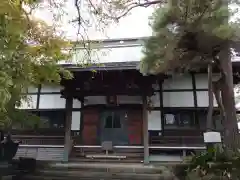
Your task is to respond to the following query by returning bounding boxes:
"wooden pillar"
[158,79,165,135]
[63,96,73,162]
[142,95,149,164]
[80,97,84,144]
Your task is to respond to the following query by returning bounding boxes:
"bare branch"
[116,0,165,19]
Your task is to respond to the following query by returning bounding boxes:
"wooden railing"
[149,135,204,146]
[12,135,65,145]
[11,129,65,136]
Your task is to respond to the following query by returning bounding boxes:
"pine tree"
[140,0,240,152]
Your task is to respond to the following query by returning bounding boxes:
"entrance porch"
[60,68,154,163]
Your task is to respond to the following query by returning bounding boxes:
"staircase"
[15,146,64,161]
[70,146,144,163]
[23,162,177,180]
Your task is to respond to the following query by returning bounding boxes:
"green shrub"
[184,148,240,179]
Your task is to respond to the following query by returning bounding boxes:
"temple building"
[12,37,240,163]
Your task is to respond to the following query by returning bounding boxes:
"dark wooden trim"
[39,92,62,95]
[22,92,61,95]
[80,98,84,143]
[162,89,193,92]
[62,90,150,98]
[25,89,208,94]
[53,108,80,111]
[162,107,197,110]
[36,85,41,109]
[23,106,216,112]
[82,104,143,110]
[155,88,209,92]
[191,73,199,126]
[147,107,161,110]
[191,73,198,108]
[162,107,222,111]
[21,108,80,111]
[24,88,208,95]
[142,95,149,164]
[158,79,165,134]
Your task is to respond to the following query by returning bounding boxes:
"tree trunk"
[207,63,214,131]
[219,50,239,152]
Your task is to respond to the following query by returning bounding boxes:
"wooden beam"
[62,70,157,88]
[61,89,154,98]
[63,96,73,162]
[142,95,149,164]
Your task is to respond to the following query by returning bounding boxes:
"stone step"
[69,157,143,163]
[41,163,164,174]
[72,152,144,157]
[24,170,174,180]
[23,162,177,180]
[24,175,175,180]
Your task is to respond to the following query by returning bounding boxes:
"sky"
[33,1,240,40]
[33,0,154,40]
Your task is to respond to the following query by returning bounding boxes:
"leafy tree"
[139,0,240,152]
[0,0,72,128]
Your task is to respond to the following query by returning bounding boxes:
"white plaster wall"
[149,155,182,162]
[71,111,81,130]
[19,95,38,109]
[163,75,193,90]
[118,95,142,104]
[195,73,220,89]
[39,94,66,109]
[84,96,107,105]
[163,92,194,107]
[149,93,160,107]
[71,46,143,63]
[73,99,81,108]
[41,85,63,93]
[197,91,218,107]
[148,111,162,130]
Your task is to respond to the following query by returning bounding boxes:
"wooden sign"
[106,95,118,105]
[203,131,221,143]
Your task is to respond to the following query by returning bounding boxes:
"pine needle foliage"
[140,0,240,75]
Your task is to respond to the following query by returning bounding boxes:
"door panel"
[100,111,128,145]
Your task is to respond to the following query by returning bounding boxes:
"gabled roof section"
[60,36,240,71]
[60,37,145,66]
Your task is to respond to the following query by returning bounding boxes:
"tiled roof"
[62,60,240,72]
[62,61,140,71]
